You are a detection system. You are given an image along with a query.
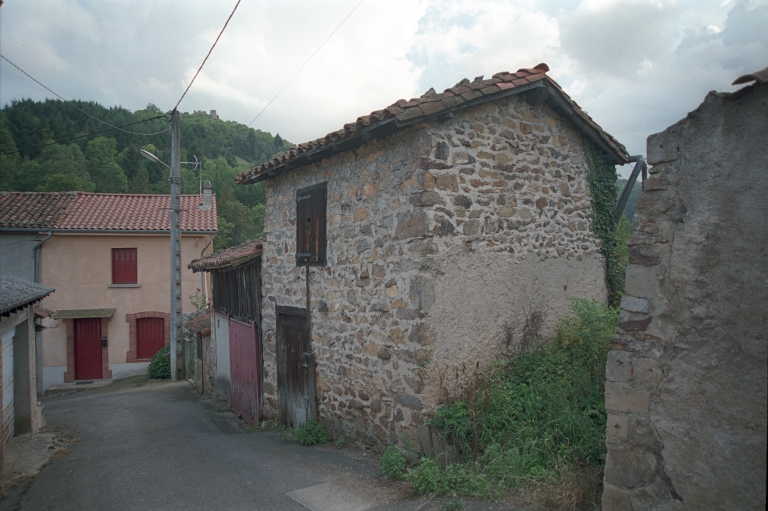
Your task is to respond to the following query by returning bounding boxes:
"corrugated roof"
[236,63,629,185]
[0,276,54,316]
[51,308,116,320]
[0,192,217,233]
[189,239,263,272]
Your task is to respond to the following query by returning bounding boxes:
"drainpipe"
[33,231,53,284]
[200,235,213,305]
[615,155,646,224]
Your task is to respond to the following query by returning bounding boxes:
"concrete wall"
[0,233,38,281]
[260,94,608,446]
[39,233,212,387]
[602,83,768,510]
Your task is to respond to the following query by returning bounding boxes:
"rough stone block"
[607,414,629,440]
[605,383,650,414]
[602,487,634,511]
[636,358,663,383]
[410,276,435,311]
[395,209,428,239]
[621,296,650,314]
[629,246,661,266]
[606,351,635,382]
[408,323,435,345]
[410,191,445,207]
[604,445,657,489]
[619,316,652,332]
[647,128,680,165]
[435,174,459,192]
[395,394,423,410]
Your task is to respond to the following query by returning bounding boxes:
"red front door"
[137,317,165,360]
[75,318,102,380]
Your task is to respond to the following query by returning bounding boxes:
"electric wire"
[1,53,170,137]
[248,0,365,127]
[0,115,167,157]
[173,0,242,111]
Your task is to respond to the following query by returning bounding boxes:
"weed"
[295,421,327,446]
[406,458,440,495]
[242,425,255,433]
[216,405,229,413]
[335,433,349,449]
[380,444,407,479]
[270,421,293,440]
[440,498,463,511]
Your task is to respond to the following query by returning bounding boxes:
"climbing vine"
[585,144,624,308]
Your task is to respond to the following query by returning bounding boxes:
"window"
[296,183,327,266]
[112,248,137,284]
[136,317,165,360]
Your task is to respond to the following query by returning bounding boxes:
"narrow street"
[0,378,512,511]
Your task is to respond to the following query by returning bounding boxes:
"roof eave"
[239,78,627,184]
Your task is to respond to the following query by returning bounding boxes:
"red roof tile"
[236,63,628,185]
[0,192,217,233]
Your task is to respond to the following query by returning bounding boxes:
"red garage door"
[75,318,102,380]
[137,317,165,360]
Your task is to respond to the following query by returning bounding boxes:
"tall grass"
[396,299,618,509]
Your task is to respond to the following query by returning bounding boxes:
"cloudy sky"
[1,0,766,176]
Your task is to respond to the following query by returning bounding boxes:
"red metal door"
[229,317,260,424]
[137,317,165,360]
[75,318,102,380]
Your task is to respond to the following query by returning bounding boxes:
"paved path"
[1,377,514,511]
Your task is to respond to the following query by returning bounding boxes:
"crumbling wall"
[602,83,768,510]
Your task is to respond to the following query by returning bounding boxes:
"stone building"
[602,68,768,510]
[236,64,629,445]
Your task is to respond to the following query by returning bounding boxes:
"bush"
[406,458,440,495]
[147,345,171,379]
[295,421,327,446]
[380,444,407,479]
[419,298,618,507]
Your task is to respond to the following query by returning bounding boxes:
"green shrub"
[380,444,407,479]
[147,345,170,379]
[295,421,327,446]
[406,458,440,495]
[419,298,618,507]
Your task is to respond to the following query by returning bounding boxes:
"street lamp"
[140,149,169,168]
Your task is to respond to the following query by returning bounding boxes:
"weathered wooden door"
[276,307,316,428]
[136,317,164,360]
[228,317,260,424]
[74,318,102,380]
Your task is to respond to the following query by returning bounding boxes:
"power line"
[0,115,168,157]
[0,53,170,137]
[248,0,366,127]
[174,0,242,112]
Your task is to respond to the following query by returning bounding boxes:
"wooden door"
[276,307,315,428]
[137,317,165,360]
[75,318,102,380]
[229,317,260,424]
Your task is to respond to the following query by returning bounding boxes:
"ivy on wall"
[586,144,624,308]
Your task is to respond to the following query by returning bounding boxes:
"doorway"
[276,306,315,428]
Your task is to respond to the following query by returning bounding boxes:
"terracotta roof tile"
[236,63,628,184]
[188,239,262,272]
[0,192,217,232]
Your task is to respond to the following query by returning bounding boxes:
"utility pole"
[169,110,183,380]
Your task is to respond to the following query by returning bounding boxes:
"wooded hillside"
[0,99,292,249]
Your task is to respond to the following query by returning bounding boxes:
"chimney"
[200,181,213,210]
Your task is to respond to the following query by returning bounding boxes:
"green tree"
[39,173,94,192]
[86,137,128,193]
[0,123,20,190]
[129,167,152,194]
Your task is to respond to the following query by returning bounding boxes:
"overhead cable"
[0,53,170,137]
[248,0,366,127]
[173,0,242,111]
[0,115,168,157]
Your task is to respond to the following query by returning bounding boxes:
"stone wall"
[261,94,608,446]
[602,83,768,510]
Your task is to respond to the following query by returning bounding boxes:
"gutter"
[1,228,216,235]
[616,155,646,223]
[33,230,52,284]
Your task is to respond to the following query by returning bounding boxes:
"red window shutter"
[112,248,137,284]
[137,317,165,359]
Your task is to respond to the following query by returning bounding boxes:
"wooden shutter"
[112,248,137,284]
[296,183,326,266]
[136,317,165,359]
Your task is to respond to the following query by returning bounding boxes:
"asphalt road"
[1,377,515,511]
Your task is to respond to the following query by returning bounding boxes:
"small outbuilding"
[0,276,54,479]
[189,239,263,424]
[235,63,628,445]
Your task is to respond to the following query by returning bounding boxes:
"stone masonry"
[602,81,767,510]
[259,93,613,447]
